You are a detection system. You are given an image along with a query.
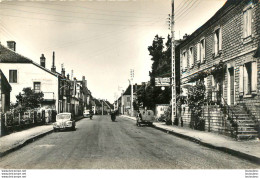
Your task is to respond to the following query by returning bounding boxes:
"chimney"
[61,68,65,77]
[183,33,189,40]
[51,51,56,72]
[67,74,70,80]
[40,54,46,68]
[7,41,16,51]
[135,83,138,91]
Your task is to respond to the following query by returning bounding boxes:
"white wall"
[0,63,59,111]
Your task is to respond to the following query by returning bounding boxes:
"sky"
[0,0,226,103]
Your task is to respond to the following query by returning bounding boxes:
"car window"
[57,114,71,120]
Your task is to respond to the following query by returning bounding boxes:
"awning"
[253,43,260,58]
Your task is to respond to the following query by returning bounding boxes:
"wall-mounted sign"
[155,77,170,86]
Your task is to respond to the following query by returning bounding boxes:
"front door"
[229,68,235,105]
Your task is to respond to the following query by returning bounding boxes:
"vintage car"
[83,110,90,118]
[136,109,155,126]
[53,113,75,131]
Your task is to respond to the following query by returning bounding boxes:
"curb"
[122,115,260,165]
[0,129,53,158]
[152,125,260,165]
[0,116,85,158]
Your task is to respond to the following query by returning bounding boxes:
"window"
[213,28,222,56]
[243,6,252,38]
[189,47,194,68]
[127,97,130,102]
[197,39,205,64]
[34,82,41,93]
[239,61,257,96]
[182,51,187,71]
[9,70,17,83]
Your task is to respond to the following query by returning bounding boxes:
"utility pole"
[130,69,134,117]
[102,100,104,115]
[170,0,176,124]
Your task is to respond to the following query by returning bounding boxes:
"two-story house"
[0,42,71,113]
[179,0,260,139]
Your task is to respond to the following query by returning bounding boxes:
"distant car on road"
[83,110,90,118]
[53,113,75,131]
[136,109,155,127]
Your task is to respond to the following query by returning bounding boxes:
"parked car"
[53,113,75,131]
[136,109,155,126]
[83,110,90,118]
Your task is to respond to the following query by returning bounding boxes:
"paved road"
[0,115,259,169]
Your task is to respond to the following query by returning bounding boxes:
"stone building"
[179,0,260,139]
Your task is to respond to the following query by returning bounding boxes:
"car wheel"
[71,125,76,131]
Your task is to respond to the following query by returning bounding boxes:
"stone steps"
[229,106,258,140]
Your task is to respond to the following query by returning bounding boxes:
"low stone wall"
[180,105,233,136]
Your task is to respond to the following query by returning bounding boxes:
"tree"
[14,87,44,112]
[187,80,206,130]
[138,34,172,111]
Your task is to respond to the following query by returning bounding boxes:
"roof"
[0,69,11,91]
[0,44,32,63]
[104,100,114,109]
[0,43,60,77]
[93,98,102,107]
[180,0,246,47]
[123,84,142,95]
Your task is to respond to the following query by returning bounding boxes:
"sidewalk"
[121,115,260,164]
[0,115,84,157]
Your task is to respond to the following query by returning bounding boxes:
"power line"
[175,0,198,21]
[175,0,191,14]
[36,1,167,16]
[0,12,165,27]
[1,2,165,19]
[176,0,201,22]
[0,6,165,23]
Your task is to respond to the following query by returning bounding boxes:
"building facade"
[0,42,73,114]
[179,0,260,139]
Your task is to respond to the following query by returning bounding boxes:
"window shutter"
[14,70,17,83]
[243,11,247,38]
[212,33,215,55]
[219,28,222,51]
[244,65,249,94]
[202,40,206,63]
[248,8,252,36]
[251,61,257,92]
[9,70,13,83]
[197,43,200,63]
[239,65,244,95]
[190,48,194,68]
[214,33,217,55]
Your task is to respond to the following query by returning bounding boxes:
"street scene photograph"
[0,0,260,174]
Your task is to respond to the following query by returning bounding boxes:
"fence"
[0,109,57,136]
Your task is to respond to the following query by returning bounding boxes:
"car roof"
[57,112,71,115]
